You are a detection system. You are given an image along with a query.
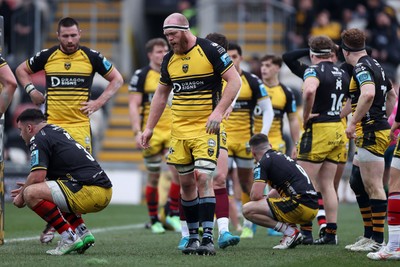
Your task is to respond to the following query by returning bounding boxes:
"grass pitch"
[0,202,398,267]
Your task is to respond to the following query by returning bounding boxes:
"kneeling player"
[242,133,318,249]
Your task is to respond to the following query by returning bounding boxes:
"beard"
[171,34,189,55]
[60,42,78,54]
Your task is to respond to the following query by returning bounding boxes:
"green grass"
[0,203,398,266]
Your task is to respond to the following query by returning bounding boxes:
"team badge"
[245,142,251,154]
[221,132,227,146]
[64,62,71,70]
[208,138,216,147]
[208,148,214,157]
[182,64,189,73]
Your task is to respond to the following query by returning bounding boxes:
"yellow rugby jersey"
[128,65,171,132]
[160,38,233,139]
[260,84,297,139]
[26,45,114,125]
[349,56,392,134]
[223,71,268,142]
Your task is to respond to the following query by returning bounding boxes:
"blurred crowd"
[286,0,400,84]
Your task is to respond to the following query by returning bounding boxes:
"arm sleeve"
[282,48,310,78]
[258,97,274,135]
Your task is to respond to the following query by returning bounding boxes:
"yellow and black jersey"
[26,45,114,125]
[0,56,6,68]
[128,65,171,132]
[223,71,269,142]
[303,61,349,124]
[349,55,392,133]
[160,37,233,139]
[259,84,296,139]
[254,149,318,208]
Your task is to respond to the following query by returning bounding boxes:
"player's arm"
[250,182,266,201]
[0,63,17,116]
[207,66,241,134]
[128,93,143,146]
[12,170,47,208]
[258,97,274,135]
[340,98,352,118]
[346,83,375,139]
[15,61,45,105]
[282,48,309,78]
[385,86,397,118]
[141,83,171,148]
[302,77,319,127]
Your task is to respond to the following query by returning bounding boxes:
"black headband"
[340,42,365,52]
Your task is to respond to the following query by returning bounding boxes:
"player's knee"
[242,202,252,220]
[144,156,162,173]
[349,165,366,195]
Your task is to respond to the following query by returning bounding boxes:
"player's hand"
[345,123,357,139]
[12,193,26,208]
[29,90,45,105]
[206,111,222,134]
[140,128,153,149]
[80,100,100,116]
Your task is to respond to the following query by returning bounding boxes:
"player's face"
[260,60,279,80]
[17,121,32,146]
[58,25,81,54]
[149,45,168,67]
[164,30,188,55]
[227,49,242,72]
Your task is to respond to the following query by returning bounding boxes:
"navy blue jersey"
[29,124,112,188]
[254,149,317,208]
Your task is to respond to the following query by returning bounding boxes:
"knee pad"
[144,155,162,173]
[349,165,367,196]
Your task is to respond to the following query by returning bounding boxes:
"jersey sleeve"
[303,65,319,81]
[354,63,375,87]
[26,48,53,73]
[128,67,146,94]
[283,85,297,114]
[160,52,173,86]
[84,47,114,77]
[250,73,269,101]
[200,38,233,76]
[29,135,50,171]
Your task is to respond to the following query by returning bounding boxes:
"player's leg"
[23,181,83,255]
[213,148,240,249]
[314,161,339,245]
[352,148,386,252]
[368,145,400,260]
[165,165,181,232]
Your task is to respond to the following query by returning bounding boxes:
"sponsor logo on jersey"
[253,167,261,180]
[356,71,372,84]
[208,138,216,147]
[102,57,112,70]
[303,68,317,79]
[30,150,39,167]
[220,53,232,66]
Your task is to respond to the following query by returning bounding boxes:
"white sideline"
[4,223,144,243]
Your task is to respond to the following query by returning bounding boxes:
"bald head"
[163,13,189,29]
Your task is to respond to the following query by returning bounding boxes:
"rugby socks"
[325,223,337,240]
[241,192,253,229]
[167,182,180,217]
[145,185,159,224]
[387,192,400,250]
[356,194,373,238]
[199,197,216,240]
[214,188,230,234]
[181,197,200,240]
[274,222,295,236]
[317,192,327,227]
[370,198,387,244]
[62,212,85,230]
[300,222,313,238]
[32,200,70,234]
